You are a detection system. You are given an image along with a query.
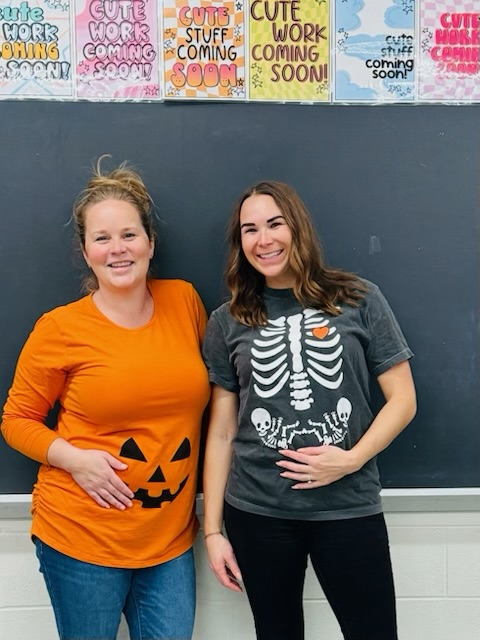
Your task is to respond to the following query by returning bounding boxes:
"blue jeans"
[34,538,195,640]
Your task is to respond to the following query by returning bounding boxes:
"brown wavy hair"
[73,155,155,292]
[226,181,367,326]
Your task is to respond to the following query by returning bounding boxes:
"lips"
[109,261,133,268]
[258,250,282,260]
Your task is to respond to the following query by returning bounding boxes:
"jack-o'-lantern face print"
[119,436,191,509]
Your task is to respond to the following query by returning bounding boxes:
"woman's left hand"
[276,446,360,489]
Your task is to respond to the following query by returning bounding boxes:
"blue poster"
[333,0,415,102]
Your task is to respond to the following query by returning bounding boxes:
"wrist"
[347,447,365,474]
[204,531,223,540]
[47,438,79,472]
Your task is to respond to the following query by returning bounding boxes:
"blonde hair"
[226,181,366,326]
[73,156,155,292]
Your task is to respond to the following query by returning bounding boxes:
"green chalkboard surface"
[0,101,478,493]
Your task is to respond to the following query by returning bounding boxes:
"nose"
[258,227,273,246]
[111,236,126,254]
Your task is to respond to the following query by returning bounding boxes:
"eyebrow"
[240,215,284,229]
[90,226,139,235]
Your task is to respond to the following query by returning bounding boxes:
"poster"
[0,0,73,98]
[163,0,246,100]
[334,0,415,102]
[418,0,480,101]
[75,0,161,100]
[248,0,330,102]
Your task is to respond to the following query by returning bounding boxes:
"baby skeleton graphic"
[249,309,353,448]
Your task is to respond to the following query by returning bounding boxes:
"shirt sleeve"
[363,285,414,377]
[1,313,66,463]
[190,284,208,343]
[202,310,240,393]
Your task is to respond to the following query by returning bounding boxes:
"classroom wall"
[1,101,479,494]
[1,505,479,640]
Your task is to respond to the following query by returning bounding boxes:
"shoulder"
[355,279,386,312]
[354,279,407,341]
[335,279,395,330]
[149,278,195,295]
[208,300,235,329]
[210,300,231,319]
[149,280,207,332]
[357,278,380,299]
[149,278,201,304]
[20,296,90,353]
[36,295,91,327]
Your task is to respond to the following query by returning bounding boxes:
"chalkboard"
[0,101,478,494]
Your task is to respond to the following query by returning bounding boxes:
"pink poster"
[75,0,161,100]
[418,0,480,101]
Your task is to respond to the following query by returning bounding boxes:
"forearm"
[46,437,88,472]
[202,385,238,535]
[203,427,243,591]
[2,317,68,464]
[1,415,59,465]
[348,360,416,471]
[203,431,234,535]
[2,414,85,472]
[349,393,416,472]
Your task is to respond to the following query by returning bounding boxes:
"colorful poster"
[0,0,72,98]
[333,0,415,102]
[163,0,246,100]
[334,0,415,102]
[248,0,330,102]
[75,0,161,100]
[418,0,480,101]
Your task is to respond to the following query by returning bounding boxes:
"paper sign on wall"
[75,0,161,100]
[163,0,246,100]
[418,0,480,101]
[0,0,73,98]
[248,0,330,102]
[333,0,415,102]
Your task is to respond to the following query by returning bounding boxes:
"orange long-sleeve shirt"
[2,279,210,568]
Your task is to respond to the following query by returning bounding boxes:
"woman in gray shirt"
[202,180,416,640]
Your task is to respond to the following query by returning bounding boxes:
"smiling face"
[240,194,295,289]
[82,198,153,294]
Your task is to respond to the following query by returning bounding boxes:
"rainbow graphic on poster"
[75,0,161,100]
[248,0,330,102]
[163,0,246,100]
[418,0,480,101]
[0,0,72,98]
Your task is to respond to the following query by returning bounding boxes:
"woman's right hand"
[69,449,135,509]
[47,439,134,510]
[205,533,243,592]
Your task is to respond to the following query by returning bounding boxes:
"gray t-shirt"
[203,280,413,521]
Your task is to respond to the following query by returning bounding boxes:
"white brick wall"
[1,504,479,640]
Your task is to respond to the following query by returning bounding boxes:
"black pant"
[224,503,398,640]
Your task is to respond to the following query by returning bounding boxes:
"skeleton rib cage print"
[250,309,353,450]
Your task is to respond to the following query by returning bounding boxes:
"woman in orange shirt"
[1,159,210,640]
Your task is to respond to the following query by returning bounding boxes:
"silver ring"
[307,474,312,484]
